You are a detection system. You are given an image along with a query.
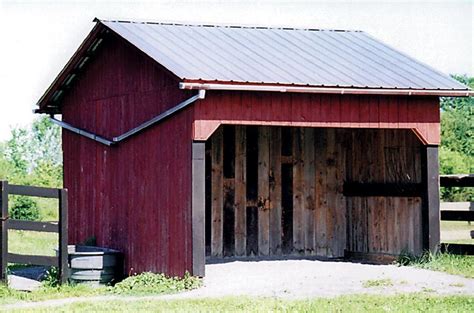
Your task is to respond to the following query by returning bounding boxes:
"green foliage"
[42,267,60,288]
[395,250,474,278]
[3,116,62,187]
[111,272,202,295]
[10,196,40,221]
[439,75,473,202]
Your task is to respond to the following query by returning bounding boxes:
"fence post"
[0,181,8,283]
[58,188,68,284]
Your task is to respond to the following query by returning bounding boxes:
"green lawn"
[8,230,58,257]
[4,294,474,313]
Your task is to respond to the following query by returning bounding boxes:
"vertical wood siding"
[193,92,440,145]
[207,126,423,258]
[61,34,194,276]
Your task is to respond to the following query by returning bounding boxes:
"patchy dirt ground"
[3,259,474,310]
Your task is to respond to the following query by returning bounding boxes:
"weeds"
[111,271,201,295]
[362,278,393,288]
[395,250,474,278]
[42,266,60,288]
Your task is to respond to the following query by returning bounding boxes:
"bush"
[111,272,201,295]
[10,196,39,221]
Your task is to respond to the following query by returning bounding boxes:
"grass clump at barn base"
[111,271,202,295]
[396,250,474,278]
[0,271,202,305]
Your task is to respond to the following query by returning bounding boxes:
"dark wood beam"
[343,182,423,197]
[440,174,474,187]
[192,141,206,277]
[421,146,440,253]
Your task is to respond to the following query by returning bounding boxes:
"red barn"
[36,18,472,277]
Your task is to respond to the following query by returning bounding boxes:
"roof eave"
[35,22,108,114]
[179,82,474,97]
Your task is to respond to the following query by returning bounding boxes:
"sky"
[0,0,472,142]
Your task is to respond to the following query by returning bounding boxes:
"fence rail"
[0,181,68,284]
[439,174,473,255]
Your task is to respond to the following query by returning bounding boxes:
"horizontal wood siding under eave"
[192,92,440,145]
[61,34,194,277]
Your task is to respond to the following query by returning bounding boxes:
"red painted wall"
[193,91,440,144]
[61,34,194,276]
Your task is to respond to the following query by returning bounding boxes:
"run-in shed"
[36,18,472,277]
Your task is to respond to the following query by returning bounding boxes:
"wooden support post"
[234,127,247,256]
[0,181,7,282]
[58,189,69,284]
[258,127,270,256]
[192,141,206,276]
[421,145,440,253]
[211,128,224,257]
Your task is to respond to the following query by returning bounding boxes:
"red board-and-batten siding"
[61,33,440,276]
[62,35,195,276]
[193,92,440,145]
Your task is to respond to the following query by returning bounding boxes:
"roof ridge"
[94,17,363,33]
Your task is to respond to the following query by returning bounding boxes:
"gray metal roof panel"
[100,19,469,90]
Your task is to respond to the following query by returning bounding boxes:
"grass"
[0,272,201,305]
[362,278,393,288]
[441,221,472,232]
[8,230,58,256]
[3,294,474,312]
[397,251,474,279]
[0,283,106,305]
[35,198,59,222]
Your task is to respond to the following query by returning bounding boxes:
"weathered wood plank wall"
[207,125,423,258]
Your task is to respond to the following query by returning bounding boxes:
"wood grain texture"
[211,127,224,257]
[303,128,315,254]
[292,128,305,254]
[234,126,247,256]
[269,127,282,255]
[258,127,270,256]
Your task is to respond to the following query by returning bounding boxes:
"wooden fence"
[439,174,474,255]
[0,181,68,284]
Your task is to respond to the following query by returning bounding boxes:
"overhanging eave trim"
[179,82,474,97]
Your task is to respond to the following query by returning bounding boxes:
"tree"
[3,116,62,187]
[439,75,473,201]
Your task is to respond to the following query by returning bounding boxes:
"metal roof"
[36,18,472,113]
[100,19,467,91]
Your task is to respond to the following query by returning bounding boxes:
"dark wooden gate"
[0,181,68,284]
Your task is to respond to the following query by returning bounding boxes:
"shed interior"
[205,125,424,259]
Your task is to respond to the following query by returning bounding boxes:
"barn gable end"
[61,32,194,276]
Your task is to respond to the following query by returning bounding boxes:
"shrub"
[10,196,40,221]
